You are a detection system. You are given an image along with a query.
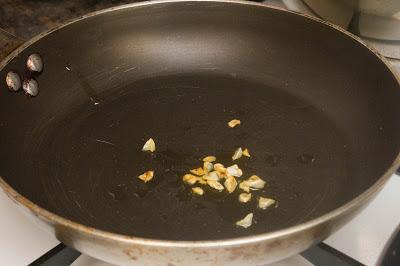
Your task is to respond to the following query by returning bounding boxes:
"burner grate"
[29,242,366,266]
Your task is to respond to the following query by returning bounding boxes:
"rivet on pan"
[22,78,39,97]
[5,71,21,92]
[26,53,43,72]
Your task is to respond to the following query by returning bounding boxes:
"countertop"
[0,0,137,57]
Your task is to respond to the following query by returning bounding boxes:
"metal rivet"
[23,78,39,97]
[26,53,43,73]
[5,71,21,92]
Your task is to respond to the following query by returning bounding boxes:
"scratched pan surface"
[0,1,400,241]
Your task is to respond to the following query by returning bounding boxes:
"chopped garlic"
[239,180,250,192]
[216,172,227,180]
[243,148,250,157]
[142,138,156,152]
[203,156,216,162]
[228,119,241,128]
[232,147,243,160]
[203,171,220,181]
[207,180,224,191]
[182,174,198,185]
[224,175,238,193]
[203,161,214,174]
[239,193,252,203]
[258,197,276,209]
[248,175,266,190]
[138,171,154,183]
[190,167,205,176]
[226,164,243,177]
[197,178,207,185]
[192,187,204,195]
[214,163,226,173]
[236,213,253,228]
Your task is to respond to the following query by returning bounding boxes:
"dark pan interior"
[0,1,400,240]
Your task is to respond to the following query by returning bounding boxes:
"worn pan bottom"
[12,73,351,240]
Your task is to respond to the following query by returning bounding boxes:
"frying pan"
[1,0,400,265]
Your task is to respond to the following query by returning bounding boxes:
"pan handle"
[0,28,24,60]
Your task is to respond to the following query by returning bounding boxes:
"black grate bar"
[301,242,366,266]
[29,241,368,266]
[29,243,81,266]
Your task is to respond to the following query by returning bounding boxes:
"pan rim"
[1,0,400,248]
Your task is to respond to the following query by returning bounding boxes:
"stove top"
[2,175,398,265]
[0,0,399,265]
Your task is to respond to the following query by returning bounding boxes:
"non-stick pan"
[1,1,400,265]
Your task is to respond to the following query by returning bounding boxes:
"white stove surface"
[1,1,400,266]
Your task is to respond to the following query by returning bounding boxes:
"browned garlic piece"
[258,197,276,209]
[228,119,241,128]
[138,171,154,183]
[142,138,156,152]
[190,167,205,176]
[214,163,226,174]
[192,187,204,196]
[207,180,224,191]
[226,164,243,177]
[197,178,207,185]
[239,193,252,203]
[203,156,216,162]
[243,148,251,157]
[182,174,199,185]
[247,175,266,190]
[236,213,253,228]
[224,176,238,193]
[239,180,250,192]
[232,147,243,160]
[203,171,220,181]
[203,161,214,174]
